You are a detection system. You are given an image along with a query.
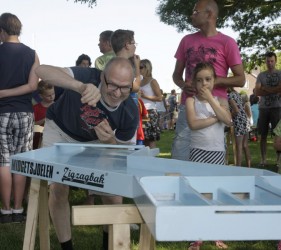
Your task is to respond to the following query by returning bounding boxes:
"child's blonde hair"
[38,80,54,95]
[241,94,249,105]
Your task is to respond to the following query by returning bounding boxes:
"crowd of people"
[1,0,281,249]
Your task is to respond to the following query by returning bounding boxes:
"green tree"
[71,0,281,71]
[156,0,281,72]
[72,0,96,7]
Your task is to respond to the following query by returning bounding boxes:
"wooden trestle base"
[22,178,155,250]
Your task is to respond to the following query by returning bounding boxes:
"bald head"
[198,0,219,18]
[104,57,134,82]
[101,57,134,107]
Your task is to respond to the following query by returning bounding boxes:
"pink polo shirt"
[174,31,242,104]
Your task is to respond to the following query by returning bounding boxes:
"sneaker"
[0,209,13,223]
[12,212,26,223]
[1,213,13,223]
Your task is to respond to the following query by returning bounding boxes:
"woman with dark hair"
[75,53,92,67]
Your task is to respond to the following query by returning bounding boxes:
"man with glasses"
[111,29,141,95]
[35,57,138,250]
[171,0,245,162]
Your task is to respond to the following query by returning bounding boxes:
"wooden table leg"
[138,223,155,250]
[109,224,131,250]
[23,178,40,250]
[72,204,148,250]
[38,180,50,250]
[23,179,50,250]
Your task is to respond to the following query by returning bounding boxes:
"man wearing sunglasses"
[35,57,138,250]
[172,1,245,249]
[172,0,245,162]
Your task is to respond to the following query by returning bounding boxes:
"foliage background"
[72,0,281,72]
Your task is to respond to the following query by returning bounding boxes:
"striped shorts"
[0,112,34,166]
[190,148,225,165]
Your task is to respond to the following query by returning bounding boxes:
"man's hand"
[94,119,116,144]
[79,84,101,107]
[182,84,196,96]
[133,54,140,69]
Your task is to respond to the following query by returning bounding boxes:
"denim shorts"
[171,104,191,161]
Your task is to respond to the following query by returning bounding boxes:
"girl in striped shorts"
[186,62,232,250]
[185,62,232,165]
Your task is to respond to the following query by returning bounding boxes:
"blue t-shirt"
[251,104,259,127]
[168,95,177,112]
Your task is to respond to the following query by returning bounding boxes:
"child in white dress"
[186,62,232,250]
[186,62,232,164]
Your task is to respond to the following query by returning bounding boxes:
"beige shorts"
[43,119,115,196]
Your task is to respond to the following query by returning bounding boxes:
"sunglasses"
[140,66,145,70]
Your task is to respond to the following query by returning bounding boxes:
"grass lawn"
[1,130,280,250]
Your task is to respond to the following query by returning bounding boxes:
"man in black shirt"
[36,57,138,250]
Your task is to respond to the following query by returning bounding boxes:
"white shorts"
[43,119,116,196]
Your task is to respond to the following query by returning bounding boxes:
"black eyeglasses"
[140,65,145,70]
[103,74,132,94]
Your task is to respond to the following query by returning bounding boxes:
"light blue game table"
[11,143,281,248]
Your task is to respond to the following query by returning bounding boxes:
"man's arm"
[172,60,186,89]
[36,65,101,106]
[0,53,40,98]
[172,60,196,95]
[131,55,141,93]
[255,83,281,96]
[36,65,84,92]
[215,64,245,88]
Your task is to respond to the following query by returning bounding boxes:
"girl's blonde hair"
[140,59,152,77]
